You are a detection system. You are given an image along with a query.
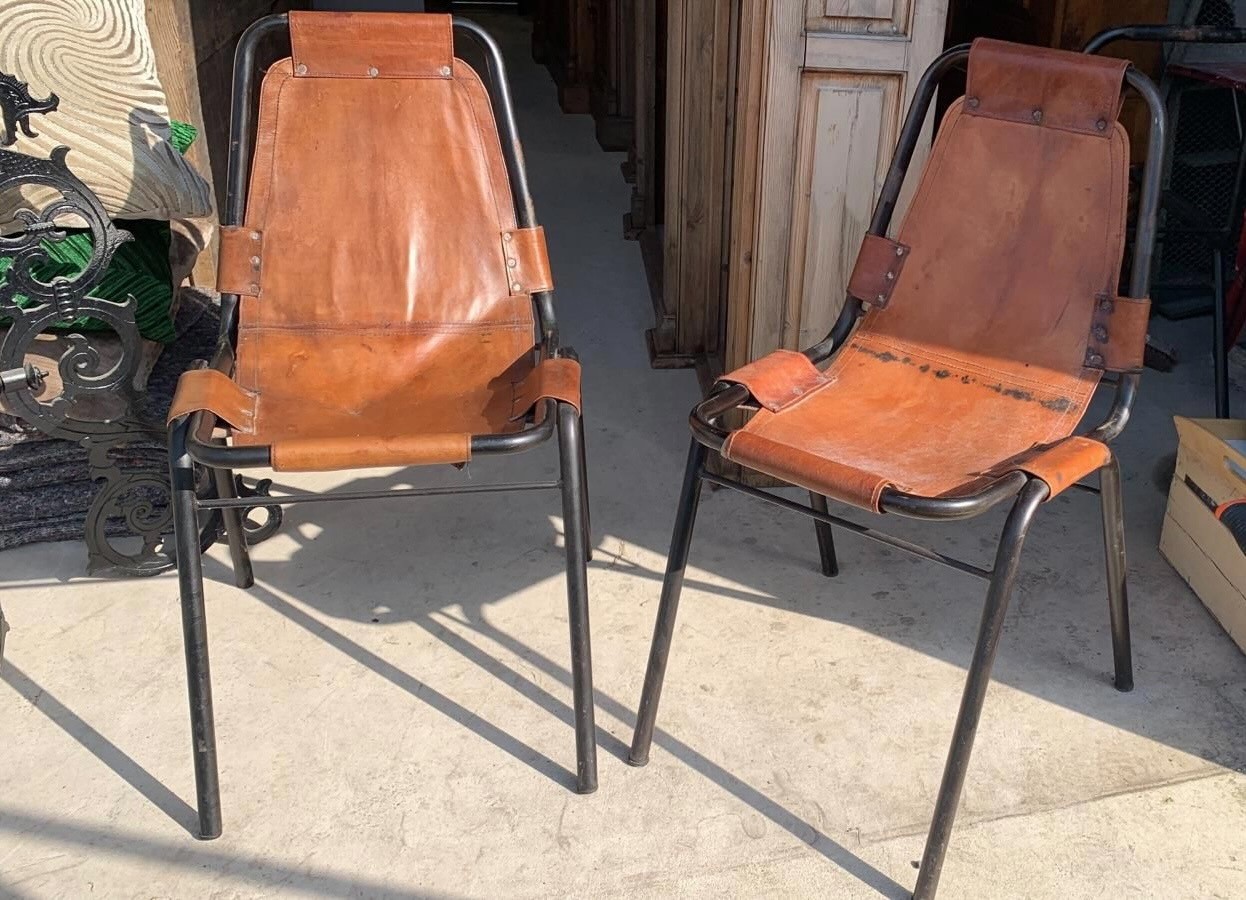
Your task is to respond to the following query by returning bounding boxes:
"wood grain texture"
[0,0,213,221]
[145,0,216,284]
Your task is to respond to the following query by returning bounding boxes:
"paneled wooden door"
[722,0,949,373]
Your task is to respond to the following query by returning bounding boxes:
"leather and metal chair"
[628,40,1166,899]
[166,12,597,840]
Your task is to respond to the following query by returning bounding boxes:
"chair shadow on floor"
[191,467,911,898]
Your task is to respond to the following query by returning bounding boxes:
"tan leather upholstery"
[720,40,1141,511]
[168,12,577,472]
[846,234,910,309]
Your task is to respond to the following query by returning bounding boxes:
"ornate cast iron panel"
[0,72,278,577]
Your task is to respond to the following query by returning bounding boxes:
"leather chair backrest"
[225,12,543,409]
[863,39,1144,384]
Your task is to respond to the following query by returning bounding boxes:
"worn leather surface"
[511,357,582,418]
[173,12,575,472]
[1088,295,1151,372]
[966,38,1128,137]
[722,40,1132,511]
[1005,436,1111,496]
[271,433,471,471]
[846,234,909,309]
[216,226,263,297]
[289,11,454,79]
[719,350,830,413]
[168,368,257,433]
[502,227,555,294]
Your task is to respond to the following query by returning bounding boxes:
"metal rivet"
[1095,118,1108,131]
[250,255,261,268]
[895,246,905,256]
[511,282,522,292]
[506,258,517,268]
[885,271,895,281]
[1093,325,1109,342]
[295,63,308,76]
[439,65,452,77]
[249,283,260,294]
[1032,108,1043,123]
[1086,352,1104,367]
[876,293,887,303]
[1099,298,1114,312]
[367,66,379,78]
[250,231,261,241]
[967,97,979,109]
[503,232,513,242]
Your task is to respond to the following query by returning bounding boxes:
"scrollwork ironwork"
[0,72,278,577]
[0,73,57,147]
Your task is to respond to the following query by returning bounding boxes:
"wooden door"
[723,0,950,372]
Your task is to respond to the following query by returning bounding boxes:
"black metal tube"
[168,418,223,840]
[804,44,970,364]
[700,472,991,580]
[1087,65,1167,443]
[1214,247,1230,418]
[557,403,598,793]
[629,439,707,766]
[197,480,561,510]
[221,13,287,344]
[212,467,255,589]
[912,478,1049,899]
[1099,456,1134,692]
[881,472,1028,521]
[453,18,560,347]
[469,402,558,454]
[1084,25,1246,54]
[809,492,839,577]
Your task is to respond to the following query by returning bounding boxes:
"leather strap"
[271,433,470,471]
[511,356,581,418]
[167,368,258,432]
[718,350,831,413]
[217,226,263,297]
[722,429,892,511]
[501,227,554,294]
[847,234,909,309]
[965,38,1128,137]
[1085,295,1150,373]
[289,11,454,80]
[1010,436,1111,498]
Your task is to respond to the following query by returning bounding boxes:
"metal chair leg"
[628,438,708,766]
[1099,455,1134,692]
[912,479,1049,900]
[810,492,839,577]
[578,414,593,562]
[1214,247,1230,419]
[557,403,598,793]
[212,468,254,589]
[169,419,222,840]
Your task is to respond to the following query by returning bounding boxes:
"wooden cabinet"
[533,0,594,112]
[648,0,950,376]
[590,0,635,150]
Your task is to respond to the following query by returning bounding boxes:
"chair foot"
[170,422,223,840]
[629,438,707,766]
[558,404,598,794]
[809,492,839,577]
[1099,456,1134,692]
[912,479,1048,900]
[212,468,254,590]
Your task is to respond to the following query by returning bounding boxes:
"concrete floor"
[3,16,1246,900]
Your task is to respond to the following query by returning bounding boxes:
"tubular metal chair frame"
[1085,24,1246,419]
[628,47,1166,899]
[168,15,597,841]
